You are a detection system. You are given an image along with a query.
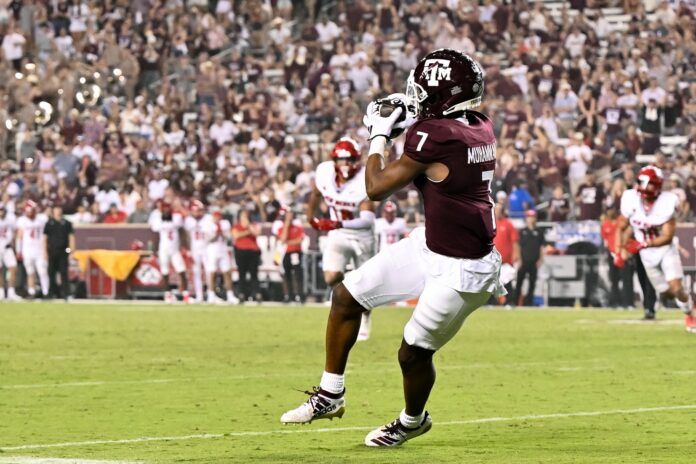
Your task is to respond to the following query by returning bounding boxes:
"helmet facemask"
[638,181,659,203]
[637,166,663,204]
[406,71,428,118]
[335,158,359,180]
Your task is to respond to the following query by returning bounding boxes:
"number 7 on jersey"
[482,170,496,230]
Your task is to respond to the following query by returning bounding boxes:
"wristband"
[369,136,387,156]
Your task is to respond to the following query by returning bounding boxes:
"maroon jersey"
[404,111,497,259]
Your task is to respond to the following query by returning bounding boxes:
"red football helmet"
[406,48,484,119]
[331,137,361,180]
[637,165,663,203]
[24,200,37,219]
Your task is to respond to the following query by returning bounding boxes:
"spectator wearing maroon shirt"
[575,173,605,221]
[500,99,530,141]
[538,145,568,197]
[232,210,262,303]
[599,93,628,146]
[548,185,570,222]
[276,209,305,304]
[601,207,634,308]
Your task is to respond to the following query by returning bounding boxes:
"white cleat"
[7,293,23,301]
[280,387,345,424]
[164,291,175,303]
[357,311,372,341]
[226,292,240,304]
[365,412,432,447]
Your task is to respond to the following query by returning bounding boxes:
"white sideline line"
[0,458,143,463]
[2,404,694,452]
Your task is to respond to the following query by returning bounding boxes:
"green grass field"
[1,302,695,464]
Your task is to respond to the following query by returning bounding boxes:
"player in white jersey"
[184,200,210,303]
[15,200,49,298]
[0,204,20,300]
[308,137,376,340]
[149,202,189,303]
[616,165,695,332]
[203,210,239,304]
[374,200,408,251]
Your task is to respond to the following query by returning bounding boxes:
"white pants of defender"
[641,244,684,294]
[22,248,47,275]
[322,231,375,273]
[22,247,49,294]
[343,227,503,351]
[205,244,232,273]
[159,248,186,275]
[1,246,17,268]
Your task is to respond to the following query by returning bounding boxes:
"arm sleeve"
[619,190,633,218]
[341,210,376,230]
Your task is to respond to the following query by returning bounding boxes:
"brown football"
[377,98,407,138]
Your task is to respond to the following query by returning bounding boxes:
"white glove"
[363,100,403,140]
[384,93,417,133]
[393,112,417,132]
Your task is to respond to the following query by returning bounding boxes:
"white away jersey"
[0,214,16,247]
[203,219,231,247]
[149,212,183,251]
[375,217,408,250]
[16,214,48,253]
[184,215,211,253]
[620,188,679,267]
[315,160,371,238]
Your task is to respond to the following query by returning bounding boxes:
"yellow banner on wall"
[73,250,142,281]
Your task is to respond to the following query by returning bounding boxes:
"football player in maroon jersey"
[281,49,504,447]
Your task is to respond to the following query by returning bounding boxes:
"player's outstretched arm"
[649,219,676,248]
[365,150,427,201]
[615,215,632,259]
[306,184,321,221]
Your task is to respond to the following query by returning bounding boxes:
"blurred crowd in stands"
[0,0,694,226]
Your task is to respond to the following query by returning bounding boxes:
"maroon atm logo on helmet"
[407,48,484,118]
[423,59,452,87]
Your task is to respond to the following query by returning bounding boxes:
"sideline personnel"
[43,206,75,299]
